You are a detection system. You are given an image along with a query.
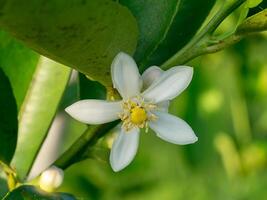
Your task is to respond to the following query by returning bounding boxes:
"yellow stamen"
[119,96,157,131]
[130,107,147,125]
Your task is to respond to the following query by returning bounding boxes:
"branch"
[178,34,243,64]
[161,0,246,68]
[54,121,119,170]
[201,35,243,54]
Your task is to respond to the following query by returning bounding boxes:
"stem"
[0,161,18,190]
[54,121,119,169]
[162,0,246,68]
[176,34,243,64]
[200,35,243,55]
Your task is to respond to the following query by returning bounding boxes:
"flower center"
[119,96,157,131]
[130,107,147,125]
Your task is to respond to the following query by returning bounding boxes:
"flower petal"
[110,127,140,172]
[65,100,122,124]
[142,66,193,103]
[149,111,198,145]
[111,52,142,99]
[157,101,170,112]
[141,66,163,90]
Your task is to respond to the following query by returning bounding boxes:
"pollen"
[130,107,147,125]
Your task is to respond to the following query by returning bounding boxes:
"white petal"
[157,101,170,112]
[149,111,198,145]
[111,52,142,99]
[39,166,64,192]
[110,127,140,172]
[65,100,122,124]
[141,66,163,90]
[142,66,193,103]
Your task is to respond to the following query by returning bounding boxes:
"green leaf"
[239,0,263,23]
[3,185,76,200]
[0,31,39,109]
[0,0,138,86]
[237,9,267,34]
[119,0,215,70]
[0,68,18,164]
[237,7,250,27]
[248,0,267,17]
[245,0,263,8]
[0,176,8,198]
[79,74,106,100]
[11,57,71,181]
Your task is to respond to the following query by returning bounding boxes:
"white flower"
[39,166,64,192]
[65,52,198,172]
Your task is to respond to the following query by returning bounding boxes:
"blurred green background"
[0,2,267,199]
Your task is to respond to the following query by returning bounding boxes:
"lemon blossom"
[65,52,198,172]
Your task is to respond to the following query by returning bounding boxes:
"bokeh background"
[1,3,267,200]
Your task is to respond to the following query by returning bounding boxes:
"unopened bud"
[39,166,64,192]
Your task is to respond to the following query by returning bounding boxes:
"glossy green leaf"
[0,69,17,164]
[3,185,76,200]
[0,31,39,109]
[119,0,215,70]
[237,9,267,34]
[11,57,71,181]
[0,0,138,86]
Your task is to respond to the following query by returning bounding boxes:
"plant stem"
[0,161,17,190]
[162,0,246,68]
[200,35,243,54]
[176,34,243,64]
[54,121,119,170]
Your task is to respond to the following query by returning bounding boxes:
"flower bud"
[39,166,64,192]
